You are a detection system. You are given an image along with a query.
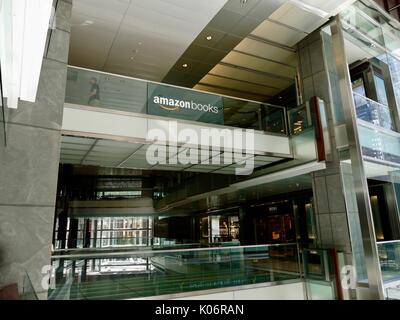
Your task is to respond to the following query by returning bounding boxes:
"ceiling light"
[133,49,139,53]
[182,63,188,68]
[138,42,142,46]
[130,56,135,60]
[206,35,212,40]
[240,0,248,4]
[80,20,93,26]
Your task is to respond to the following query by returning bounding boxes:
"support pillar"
[0,0,72,299]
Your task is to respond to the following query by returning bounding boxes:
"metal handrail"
[352,91,391,110]
[51,242,297,260]
[377,240,400,245]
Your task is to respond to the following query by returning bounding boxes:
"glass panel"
[321,26,346,125]
[302,249,336,300]
[340,0,400,137]
[65,67,287,134]
[352,77,367,97]
[263,105,287,134]
[288,103,311,135]
[222,97,262,130]
[377,241,400,283]
[49,244,302,300]
[374,73,389,106]
[358,122,400,163]
[339,150,369,283]
[65,68,147,113]
[340,1,385,47]
[353,92,394,130]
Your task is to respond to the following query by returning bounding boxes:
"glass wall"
[339,0,400,290]
[341,0,400,134]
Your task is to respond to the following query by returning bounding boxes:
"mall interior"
[1,0,400,300]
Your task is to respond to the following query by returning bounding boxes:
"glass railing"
[353,92,395,130]
[48,243,301,300]
[358,120,400,164]
[65,66,287,135]
[302,248,337,300]
[386,286,400,300]
[377,240,400,283]
[287,102,312,135]
[340,1,386,48]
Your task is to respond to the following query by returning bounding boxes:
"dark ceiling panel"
[162,0,287,88]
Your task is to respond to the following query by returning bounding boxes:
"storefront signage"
[147,83,224,125]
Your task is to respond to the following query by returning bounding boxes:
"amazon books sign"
[147,83,224,125]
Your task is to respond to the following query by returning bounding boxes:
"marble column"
[0,0,72,299]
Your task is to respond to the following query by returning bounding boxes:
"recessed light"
[241,0,249,4]
[206,35,212,40]
[130,56,135,60]
[182,63,188,68]
[133,49,139,53]
[138,42,142,46]
[80,20,94,26]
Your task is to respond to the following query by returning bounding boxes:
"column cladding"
[297,30,356,299]
[0,0,72,299]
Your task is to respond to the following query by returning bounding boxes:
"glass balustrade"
[65,66,287,134]
[353,92,395,130]
[302,248,337,300]
[287,103,313,135]
[386,286,400,300]
[377,240,400,283]
[49,243,302,300]
[358,121,400,163]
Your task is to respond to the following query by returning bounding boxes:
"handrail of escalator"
[51,242,298,260]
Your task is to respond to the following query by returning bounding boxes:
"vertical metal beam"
[330,16,384,299]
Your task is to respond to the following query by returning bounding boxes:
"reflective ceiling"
[69,0,357,102]
[68,0,228,80]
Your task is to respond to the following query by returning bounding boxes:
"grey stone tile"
[0,124,61,206]
[319,214,334,247]
[312,163,340,177]
[309,40,325,74]
[6,59,67,130]
[312,70,330,102]
[299,47,312,78]
[0,206,54,296]
[313,176,329,214]
[319,230,334,247]
[55,0,72,33]
[326,174,346,213]
[46,29,70,64]
[302,76,314,101]
[331,212,352,252]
